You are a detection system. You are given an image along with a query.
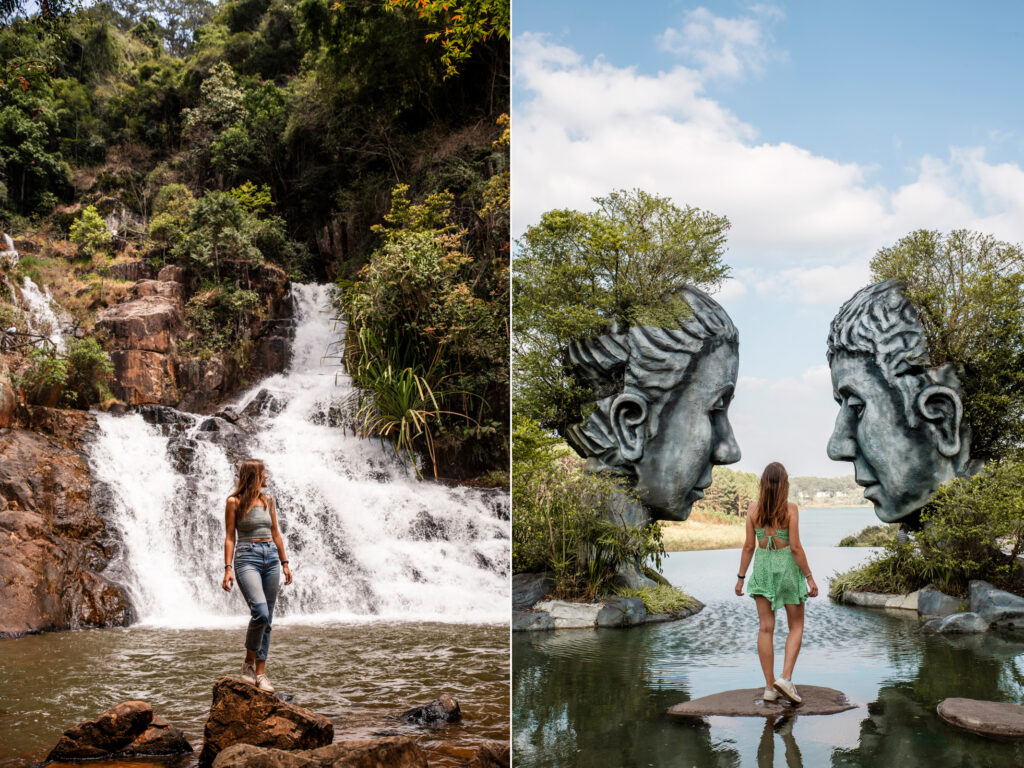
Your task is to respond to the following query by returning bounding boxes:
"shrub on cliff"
[69,206,113,259]
[14,338,113,409]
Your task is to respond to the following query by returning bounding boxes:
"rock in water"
[46,701,191,760]
[399,693,461,725]
[937,698,1024,739]
[212,737,428,768]
[667,686,856,718]
[465,740,511,768]
[199,677,334,766]
[969,580,1024,630]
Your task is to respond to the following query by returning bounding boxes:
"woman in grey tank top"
[220,458,293,692]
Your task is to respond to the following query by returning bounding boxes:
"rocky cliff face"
[0,408,133,637]
[97,263,293,414]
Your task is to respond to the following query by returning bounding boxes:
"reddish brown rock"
[125,715,194,755]
[937,697,1024,739]
[0,415,133,636]
[158,264,185,283]
[107,349,179,406]
[47,701,154,760]
[133,279,185,304]
[199,677,334,766]
[667,686,855,718]
[0,360,15,428]
[465,740,510,768]
[212,738,428,768]
[97,295,183,353]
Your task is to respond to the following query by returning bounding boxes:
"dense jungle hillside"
[0,0,510,479]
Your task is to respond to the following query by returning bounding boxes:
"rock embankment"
[46,700,191,760]
[96,262,293,413]
[0,409,133,636]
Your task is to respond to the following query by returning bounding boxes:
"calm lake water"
[513,507,1024,768]
[0,621,509,768]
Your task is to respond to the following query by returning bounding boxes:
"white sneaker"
[773,677,802,704]
[256,673,275,693]
[762,686,779,702]
[240,662,257,685]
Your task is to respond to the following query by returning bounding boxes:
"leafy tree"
[174,190,261,279]
[181,62,247,188]
[513,188,731,430]
[63,336,114,408]
[149,183,195,251]
[870,229,1024,461]
[69,205,113,257]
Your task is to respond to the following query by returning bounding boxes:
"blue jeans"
[234,541,281,660]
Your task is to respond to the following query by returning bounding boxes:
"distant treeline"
[692,467,868,517]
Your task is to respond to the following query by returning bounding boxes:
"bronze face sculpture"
[827,280,976,524]
[561,285,741,526]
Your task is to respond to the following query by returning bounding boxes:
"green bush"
[512,416,665,600]
[613,584,696,615]
[69,205,113,258]
[63,337,114,408]
[16,346,69,406]
[839,525,898,547]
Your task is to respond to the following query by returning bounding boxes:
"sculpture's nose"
[712,418,741,465]
[827,408,857,462]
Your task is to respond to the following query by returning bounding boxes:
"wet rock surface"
[921,612,989,634]
[199,677,334,766]
[969,580,1024,630]
[0,411,133,636]
[211,737,428,768]
[667,686,857,718]
[399,693,461,726]
[937,697,1024,739]
[464,740,511,768]
[47,701,191,760]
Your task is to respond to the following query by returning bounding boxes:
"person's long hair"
[231,459,266,519]
[756,461,789,529]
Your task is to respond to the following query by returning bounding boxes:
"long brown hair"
[756,462,789,529]
[230,459,266,519]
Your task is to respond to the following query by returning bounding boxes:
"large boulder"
[969,581,1024,630]
[533,600,603,629]
[47,701,191,760]
[198,677,334,766]
[0,416,133,636]
[97,295,184,353]
[920,612,989,634]
[157,264,185,283]
[512,610,554,632]
[212,738,427,768]
[107,349,179,406]
[465,740,510,768]
[133,279,185,304]
[917,585,967,619]
[596,596,646,627]
[512,572,553,610]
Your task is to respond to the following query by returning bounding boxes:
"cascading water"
[17,277,69,351]
[90,283,509,627]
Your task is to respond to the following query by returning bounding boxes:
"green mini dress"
[746,527,808,610]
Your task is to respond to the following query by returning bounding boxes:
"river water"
[513,507,1024,768]
[0,283,510,766]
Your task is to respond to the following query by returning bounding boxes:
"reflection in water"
[757,717,802,768]
[513,538,1024,768]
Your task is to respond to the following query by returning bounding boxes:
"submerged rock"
[937,697,1024,739]
[199,677,333,766]
[399,693,461,725]
[243,388,288,418]
[921,612,989,634]
[46,701,191,760]
[212,737,427,768]
[667,686,856,719]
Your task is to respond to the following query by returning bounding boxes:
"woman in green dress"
[735,462,819,704]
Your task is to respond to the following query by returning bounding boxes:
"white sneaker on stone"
[256,673,275,693]
[773,677,802,704]
[762,686,779,702]
[240,662,257,685]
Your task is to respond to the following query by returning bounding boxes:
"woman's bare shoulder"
[746,501,758,517]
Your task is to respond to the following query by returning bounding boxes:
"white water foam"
[90,283,509,627]
[19,276,69,351]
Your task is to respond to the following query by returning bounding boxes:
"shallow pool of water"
[0,621,509,767]
[513,509,1024,768]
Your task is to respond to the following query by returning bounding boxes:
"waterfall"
[19,277,69,351]
[90,283,510,627]
[0,232,17,266]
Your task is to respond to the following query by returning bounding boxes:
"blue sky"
[512,1,1024,476]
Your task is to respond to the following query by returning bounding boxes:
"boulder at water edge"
[46,701,192,760]
[920,612,989,634]
[399,693,461,725]
[937,698,1024,739]
[465,740,511,768]
[917,585,967,620]
[969,580,1024,630]
[199,677,334,766]
[667,686,856,719]
[211,738,428,768]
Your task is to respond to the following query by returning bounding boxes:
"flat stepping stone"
[667,686,855,719]
[937,698,1024,739]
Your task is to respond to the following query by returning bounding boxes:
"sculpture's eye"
[711,394,729,412]
[847,395,865,418]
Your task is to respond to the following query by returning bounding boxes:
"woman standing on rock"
[735,461,818,704]
[221,458,293,692]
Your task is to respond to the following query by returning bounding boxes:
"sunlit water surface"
[513,507,1024,768]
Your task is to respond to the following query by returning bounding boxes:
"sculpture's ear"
[917,385,963,457]
[610,393,649,463]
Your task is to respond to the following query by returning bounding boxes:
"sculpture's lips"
[687,488,706,502]
[860,482,880,501]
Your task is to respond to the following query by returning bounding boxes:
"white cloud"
[658,5,783,81]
